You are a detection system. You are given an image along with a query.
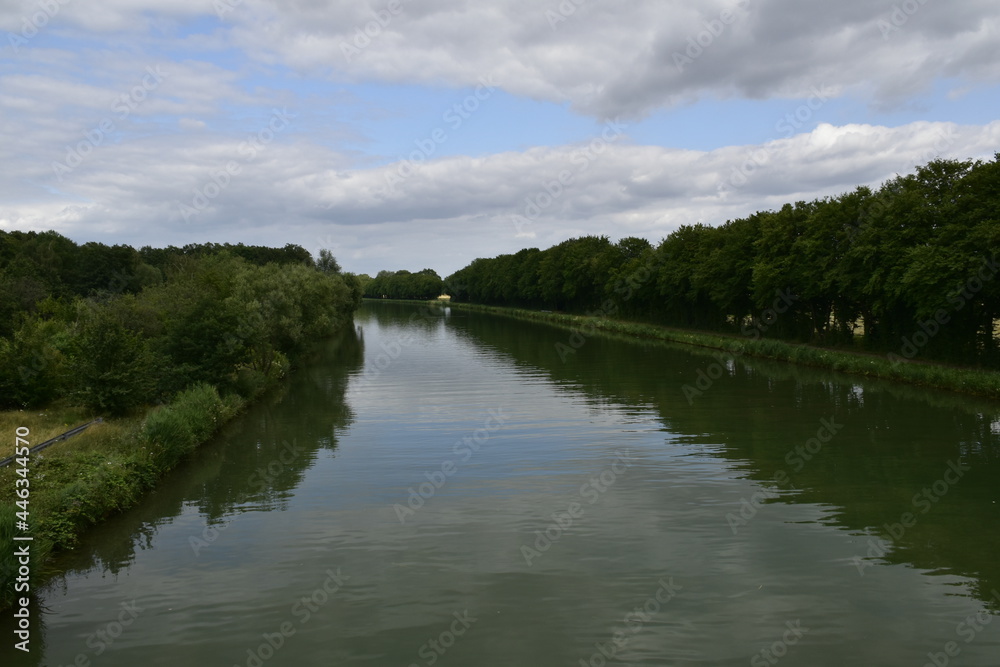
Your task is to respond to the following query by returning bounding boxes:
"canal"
[6,301,1000,666]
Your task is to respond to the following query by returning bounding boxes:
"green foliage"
[364,268,444,300]
[0,315,71,408]
[317,248,342,274]
[445,157,1000,367]
[69,299,159,415]
[138,241,314,270]
[0,238,356,412]
[0,241,355,609]
[451,302,1000,400]
[0,503,31,609]
[142,383,241,466]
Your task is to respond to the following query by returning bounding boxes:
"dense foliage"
[363,268,444,300]
[446,158,1000,367]
[0,235,361,414]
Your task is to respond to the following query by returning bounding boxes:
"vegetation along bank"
[440,158,1000,396]
[0,237,361,609]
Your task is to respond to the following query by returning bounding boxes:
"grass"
[447,302,1000,401]
[0,384,247,610]
[0,414,149,609]
[0,405,99,459]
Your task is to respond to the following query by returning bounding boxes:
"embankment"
[445,302,1000,401]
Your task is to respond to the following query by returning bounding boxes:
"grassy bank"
[446,302,1000,401]
[0,382,253,610]
[0,406,97,460]
[363,297,451,305]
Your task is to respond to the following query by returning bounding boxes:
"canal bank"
[0,324,358,613]
[442,301,1000,401]
[5,301,999,666]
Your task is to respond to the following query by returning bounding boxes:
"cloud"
[179,118,207,131]
[213,0,1000,118]
[2,0,998,276]
[7,1,997,118]
[3,118,997,276]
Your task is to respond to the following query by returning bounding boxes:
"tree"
[70,299,159,415]
[317,249,342,274]
[0,315,70,409]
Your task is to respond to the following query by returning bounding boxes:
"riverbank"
[0,323,360,611]
[0,383,253,610]
[0,407,98,460]
[445,302,1000,401]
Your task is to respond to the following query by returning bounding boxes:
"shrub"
[142,383,229,466]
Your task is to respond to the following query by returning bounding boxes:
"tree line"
[0,233,362,414]
[445,157,1000,367]
[361,268,444,300]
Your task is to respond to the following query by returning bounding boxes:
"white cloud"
[2,118,997,276]
[211,0,1000,118]
[7,1,997,118]
[178,118,207,131]
[2,0,998,276]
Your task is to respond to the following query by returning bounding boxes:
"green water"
[6,301,1000,666]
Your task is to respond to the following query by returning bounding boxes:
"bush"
[0,316,70,409]
[70,301,158,415]
[142,383,239,466]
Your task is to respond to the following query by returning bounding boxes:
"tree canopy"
[0,239,358,414]
[363,269,444,300]
[445,157,1000,367]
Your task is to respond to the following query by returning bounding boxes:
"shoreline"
[0,324,353,611]
[439,301,1000,401]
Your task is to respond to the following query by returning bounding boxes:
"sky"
[1,0,999,278]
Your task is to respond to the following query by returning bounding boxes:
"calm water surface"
[6,301,1000,666]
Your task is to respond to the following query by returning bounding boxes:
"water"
[6,301,1000,666]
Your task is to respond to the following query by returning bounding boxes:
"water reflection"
[1,325,363,667]
[6,304,1000,667]
[446,306,1000,610]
